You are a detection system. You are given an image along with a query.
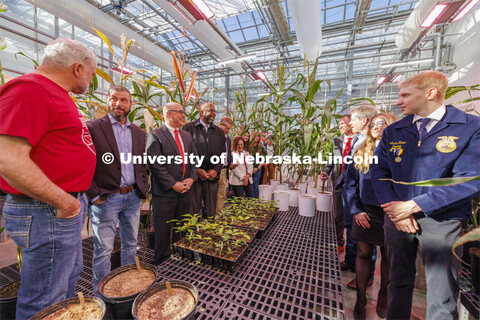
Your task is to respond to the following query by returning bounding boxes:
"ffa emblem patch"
[436,136,458,153]
[389,145,403,162]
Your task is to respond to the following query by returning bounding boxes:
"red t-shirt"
[0,73,97,194]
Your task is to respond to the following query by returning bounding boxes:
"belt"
[114,186,133,194]
[10,192,81,201]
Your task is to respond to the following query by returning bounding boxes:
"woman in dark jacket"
[345,112,398,319]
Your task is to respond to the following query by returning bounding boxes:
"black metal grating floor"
[1,208,345,319]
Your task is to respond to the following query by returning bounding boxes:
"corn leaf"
[185,71,197,104]
[381,175,480,187]
[170,51,185,93]
[452,228,480,263]
[86,18,120,66]
[96,68,115,86]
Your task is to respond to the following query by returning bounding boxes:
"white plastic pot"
[276,183,289,191]
[297,182,307,194]
[307,187,319,195]
[273,190,290,211]
[270,179,280,191]
[298,194,317,217]
[316,191,333,212]
[259,185,273,201]
[287,189,301,207]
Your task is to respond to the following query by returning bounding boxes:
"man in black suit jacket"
[146,102,198,264]
[323,114,353,254]
[86,86,148,294]
[183,102,226,218]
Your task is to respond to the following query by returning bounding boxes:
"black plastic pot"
[470,247,480,294]
[99,264,157,320]
[132,281,198,320]
[0,280,19,320]
[30,296,105,320]
[145,231,155,250]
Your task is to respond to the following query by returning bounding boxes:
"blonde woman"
[345,112,398,319]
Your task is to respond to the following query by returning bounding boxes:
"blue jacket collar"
[395,105,466,129]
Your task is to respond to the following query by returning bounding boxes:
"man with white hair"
[0,38,97,319]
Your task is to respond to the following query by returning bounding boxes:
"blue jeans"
[89,191,141,295]
[252,169,262,198]
[3,194,87,320]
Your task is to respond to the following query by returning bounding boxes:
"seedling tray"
[173,238,249,273]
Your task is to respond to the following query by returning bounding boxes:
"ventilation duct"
[287,0,322,62]
[26,0,173,71]
[265,0,293,45]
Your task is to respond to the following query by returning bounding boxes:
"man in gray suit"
[146,102,198,265]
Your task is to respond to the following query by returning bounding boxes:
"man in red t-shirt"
[0,38,97,319]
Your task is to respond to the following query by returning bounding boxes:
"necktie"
[417,118,430,146]
[340,136,352,174]
[174,129,185,177]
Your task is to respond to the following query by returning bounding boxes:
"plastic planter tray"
[173,238,249,273]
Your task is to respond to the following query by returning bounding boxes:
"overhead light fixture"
[376,76,387,85]
[421,4,448,27]
[392,74,403,82]
[176,0,214,20]
[110,65,134,75]
[381,57,434,68]
[452,0,479,22]
[191,0,214,19]
[217,54,256,66]
[256,71,266,80]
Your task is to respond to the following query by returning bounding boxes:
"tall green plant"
[261,61,300,183]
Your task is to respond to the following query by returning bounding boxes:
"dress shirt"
[165,123,185,153]
[412,104,446,133]
[266,144,274,157]
[109,114,135,187]
[199,118,210,131]
[352,131,367,154]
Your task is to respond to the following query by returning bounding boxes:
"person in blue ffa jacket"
[344,112,398,319]
[370,71,480,320]
[146,102,198,265]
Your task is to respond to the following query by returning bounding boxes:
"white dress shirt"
[412,104,446,133]
[165,123,185,152]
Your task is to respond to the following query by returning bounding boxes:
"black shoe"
[347,278,373,290]
[376,289,387,318]
[340,261,356,272]
[353,302,366,320]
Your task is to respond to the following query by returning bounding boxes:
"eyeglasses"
[169,110,185,114]
[369,121,386,128]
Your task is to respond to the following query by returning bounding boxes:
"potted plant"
[132,280,198,320]
[99,262,157,319]
[29,295,105,320]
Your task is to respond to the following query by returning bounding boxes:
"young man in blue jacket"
[370,71,480,320]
